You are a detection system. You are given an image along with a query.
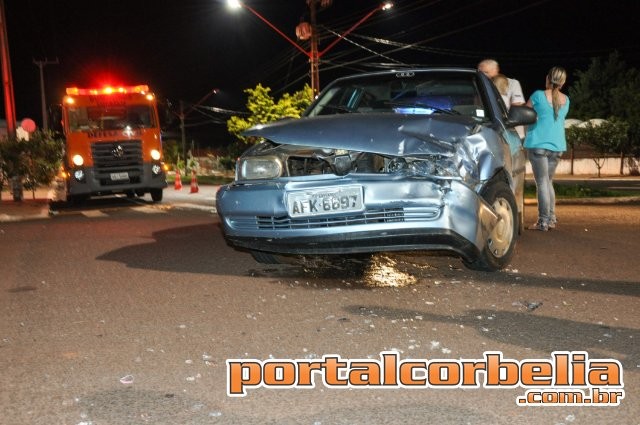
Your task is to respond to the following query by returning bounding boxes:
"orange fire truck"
[56,84,167,203]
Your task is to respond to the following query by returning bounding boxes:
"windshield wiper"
[385,101,461,115]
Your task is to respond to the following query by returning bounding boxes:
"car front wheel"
[464,181,518,271]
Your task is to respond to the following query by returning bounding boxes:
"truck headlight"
[74,170,85,181]
[238,156,282,180]
[151,149,161,161]
[72,154,84,166]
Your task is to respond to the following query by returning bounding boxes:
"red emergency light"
[65,85,150,96]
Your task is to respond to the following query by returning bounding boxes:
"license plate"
[110,172,129,181]
[287,186,363,217]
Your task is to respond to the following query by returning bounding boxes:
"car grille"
[229,207,441,230]
[91,141,143,186]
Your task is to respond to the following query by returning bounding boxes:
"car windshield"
[67,104,156,132]
[306,70,486,119]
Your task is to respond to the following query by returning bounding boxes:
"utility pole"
[33,58,59,130]
[308,0,320,96]
[0,0,16,138]
[178,88,219,163]
[179,100,186,162]
[229,1,392,96]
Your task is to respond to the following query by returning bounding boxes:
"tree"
[564,124,583,175]
[0,139,20,199]
[0,130,64,199]
[162,139,181,170]
[569,120,628,177]
[569,51,640,174]
[227,84,314,145]
[569,51,628,119]
[610,69,640,173]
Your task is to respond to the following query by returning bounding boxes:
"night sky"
[3,0,639,146]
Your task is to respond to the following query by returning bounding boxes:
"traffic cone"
[190,170,199,194]
[174,169,182,190]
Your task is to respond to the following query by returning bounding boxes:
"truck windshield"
[67,104,156,132]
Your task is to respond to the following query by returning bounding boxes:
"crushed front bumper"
[216,177,497,262]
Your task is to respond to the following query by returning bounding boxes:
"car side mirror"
[506,105,537,127]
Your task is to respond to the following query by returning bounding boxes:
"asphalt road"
[1,198,639,424]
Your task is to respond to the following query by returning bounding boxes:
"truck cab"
[57,85,167,203]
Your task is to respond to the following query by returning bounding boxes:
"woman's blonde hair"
[492,74,509,96]
[547,66,567,120]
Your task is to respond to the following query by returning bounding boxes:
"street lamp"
[227,1,393,95]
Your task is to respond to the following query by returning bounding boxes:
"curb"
[524,196,640,206]
[0,199,51,222]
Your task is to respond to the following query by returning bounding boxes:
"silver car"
[216,68,536,271]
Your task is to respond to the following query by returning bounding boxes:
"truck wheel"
[464,181,518,271]
[150,189,163,202]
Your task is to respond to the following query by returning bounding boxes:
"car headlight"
[151,149,161,161]
[238,156,283,180]
[72,154,84,166]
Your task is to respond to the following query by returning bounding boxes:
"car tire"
[464,181,518,271]
[150,189,163,202]
[250,251,282,264]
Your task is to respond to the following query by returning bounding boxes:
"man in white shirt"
[478,59,526,138]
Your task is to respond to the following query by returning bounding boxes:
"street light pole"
[179,100,186,163]
[228,1,393,95]
[228,0,310,57]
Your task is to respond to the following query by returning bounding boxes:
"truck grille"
[91,141,143,186]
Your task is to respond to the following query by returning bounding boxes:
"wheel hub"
[488,197,513,258]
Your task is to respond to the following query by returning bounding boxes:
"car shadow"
[96,223,640,298]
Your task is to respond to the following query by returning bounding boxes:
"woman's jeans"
[527,148,562,225]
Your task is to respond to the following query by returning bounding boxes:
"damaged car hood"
[243,114,479,157]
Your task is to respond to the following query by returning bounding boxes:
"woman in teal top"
[524,66,570,231]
